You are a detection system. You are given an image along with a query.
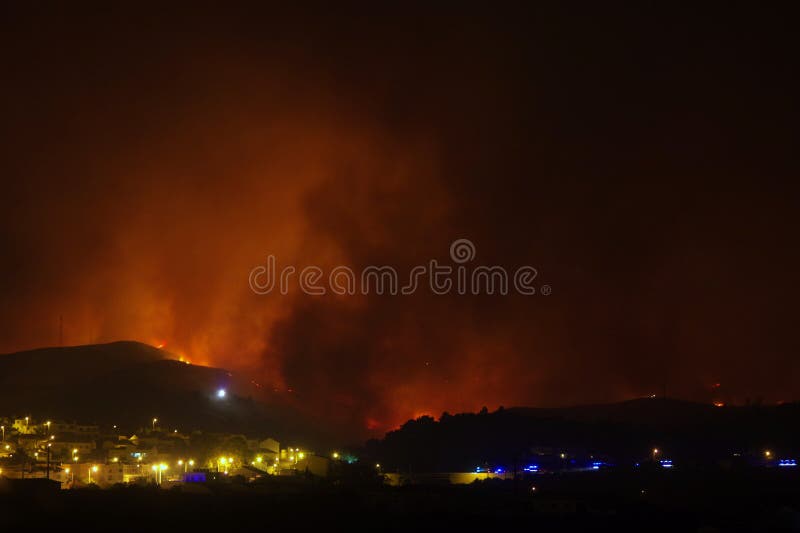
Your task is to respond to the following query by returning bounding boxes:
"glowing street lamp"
[152,418,158,431]
[216,388,227,399]
[89,465,98,484]
[152,463,167,484]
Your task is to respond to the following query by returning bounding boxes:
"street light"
[152,418,158,431]
[151,463,167,484]
[89,465,98,484]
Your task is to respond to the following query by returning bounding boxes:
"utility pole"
[46,446,51,480]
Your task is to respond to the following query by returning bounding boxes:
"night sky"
[1,4,798,437]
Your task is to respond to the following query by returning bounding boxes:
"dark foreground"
[3,469,800,532]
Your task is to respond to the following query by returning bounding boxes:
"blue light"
[778,459,797,467]
[495,468,504,474]
[660,459,673,468]
[217,388,227,399]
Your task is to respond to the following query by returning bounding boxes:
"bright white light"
[217,388,227,399]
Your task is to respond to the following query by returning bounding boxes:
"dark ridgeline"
[362,400,800,472]
[3,342,800,468]
[0,342,323,445]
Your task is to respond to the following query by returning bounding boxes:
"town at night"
[1,3,798,531]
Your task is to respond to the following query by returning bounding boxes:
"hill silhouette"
[0,341,312,441]
[5,343,800,462]
[363,399,800,472]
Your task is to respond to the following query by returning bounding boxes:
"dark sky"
[1,3,798,437]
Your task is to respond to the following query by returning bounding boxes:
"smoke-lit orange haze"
[2,5,800,439]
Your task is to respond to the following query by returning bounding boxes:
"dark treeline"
[362,399,800,472]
